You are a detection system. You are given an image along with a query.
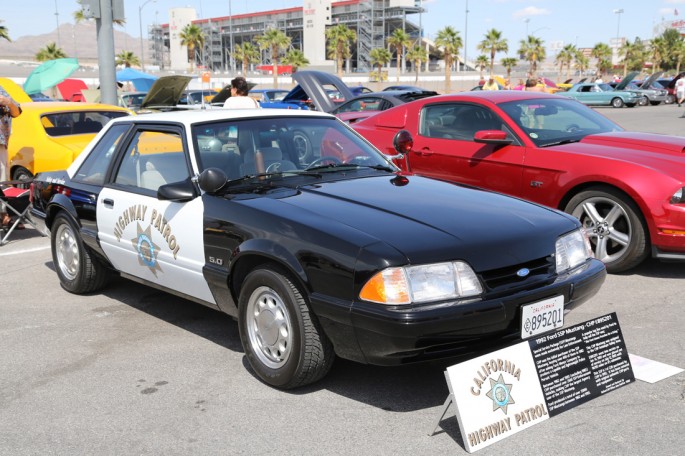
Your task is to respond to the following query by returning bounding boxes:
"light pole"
[229,0,235,74]
[464,0,469,72]
[54,0,61,48]
[613,8,624,42]
[139,0,156,71]
[524,18,530,36]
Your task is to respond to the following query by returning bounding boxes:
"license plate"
[520,295,565,339]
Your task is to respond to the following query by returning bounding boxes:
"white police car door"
[96,127,216,305]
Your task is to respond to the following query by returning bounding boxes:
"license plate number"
[521,295,564,339]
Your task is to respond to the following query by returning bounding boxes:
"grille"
[479,256,555,293]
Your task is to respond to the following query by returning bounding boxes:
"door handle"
[415,148,434,157]
[103,198,114,208]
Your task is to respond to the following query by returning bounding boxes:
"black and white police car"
[30,109,606,389]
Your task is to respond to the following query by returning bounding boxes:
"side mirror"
[198,167,228,194]
[392,129,413,155]
[473,130,514,145]
[158,177,198,202]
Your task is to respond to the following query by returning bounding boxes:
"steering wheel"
[306,156,343,169]
[565,124,582,133]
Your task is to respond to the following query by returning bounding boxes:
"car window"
[337,97,382,113]
[42,111,129,136]
[113,129,189,193]
[498,98,623,147]
[420,104,505,140]
[73,123,130,186]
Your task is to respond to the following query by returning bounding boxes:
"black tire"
[12,166,33,189]
[564,187,649,273]
[238,265,334,389]
[51,212,109,294]
[292,130,313,164]
[638,96,648,107]
[611,97,625,108]
[649,101,661,106]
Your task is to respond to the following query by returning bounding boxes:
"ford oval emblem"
[516,268,530,278]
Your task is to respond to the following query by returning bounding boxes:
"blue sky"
[1,0,681,58]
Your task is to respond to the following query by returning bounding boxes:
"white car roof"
[112,108,333,125]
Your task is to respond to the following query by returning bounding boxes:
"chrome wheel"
[246,285,293,369]
[55,222,80,281]
[569,195,639,268]
[292,130,313,163]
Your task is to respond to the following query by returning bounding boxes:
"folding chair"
[0,181,41,245]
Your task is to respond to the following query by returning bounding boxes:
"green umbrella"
[23,58,80,95]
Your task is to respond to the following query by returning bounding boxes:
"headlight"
[670,187,685,204]
[556,229,592,273]
[359,261,483,305]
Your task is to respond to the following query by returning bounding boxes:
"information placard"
[528,312,634,416]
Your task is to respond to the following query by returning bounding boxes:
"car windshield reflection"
[498,99,624,147]
[191,116,397,183]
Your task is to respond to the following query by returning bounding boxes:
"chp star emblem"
[486,373,515,414]
[131,223,163,276]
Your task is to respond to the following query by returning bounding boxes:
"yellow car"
[0,78,132,181]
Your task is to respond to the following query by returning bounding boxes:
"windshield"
[498,98,624,147]
[192,116,397,182]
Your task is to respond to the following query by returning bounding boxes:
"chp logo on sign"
[445,342,549,453]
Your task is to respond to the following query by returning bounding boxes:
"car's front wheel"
[638,96,648,106]
[611,97,625,108]
[238,265,334,389]
[564,188,649,273]
[51,212,109,294]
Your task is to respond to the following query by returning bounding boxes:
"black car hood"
[255,175,578,271]
[290,70,355,113]
[141,75,192,108]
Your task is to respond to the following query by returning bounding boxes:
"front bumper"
[311,258,606,365]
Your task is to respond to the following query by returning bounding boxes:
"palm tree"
[649,36,669,73]
[434,26,462,94]
[179,24,205,72]
[0,20,11,42]
[555,44,576,81]
[618,39,644,77]
[233,42,260,75]
[116,50,140,68]
[477,28,508,77]
[500,57,518,80]
[673,40,685,74]
[406,44,428,84]
[255,27,291,89]
[325,24,356,78]
[282,48,309,73]
[518,35,546,77]
[36,42,67,61]
[388,28,411,82]
[369,47,391,89]
[475,55,489,79]
[591,42,612,79]
[574,50,590,78]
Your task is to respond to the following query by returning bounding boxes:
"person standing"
[675,77,685,107]
[0,84,23,227]
[482,77,499,91]
[223,77,260,109]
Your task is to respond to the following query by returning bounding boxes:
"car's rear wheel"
[12,166,33,189]
[564,188,648,273]
[665,94,676,104]
[51,212,109,294]
[292,130,313,164]
[649,101,661,106]
[238,265,334,389]
[611,97,625,108]
[638,96,648,106]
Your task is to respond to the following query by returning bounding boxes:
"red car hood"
[556,131,685,176]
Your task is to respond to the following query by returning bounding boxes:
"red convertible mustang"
[353,91,685,272]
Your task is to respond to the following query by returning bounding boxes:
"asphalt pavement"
[0,103,684,455]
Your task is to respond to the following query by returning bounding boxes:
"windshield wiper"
[541,138,581,147]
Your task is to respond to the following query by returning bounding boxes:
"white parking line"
[0,245,51,257]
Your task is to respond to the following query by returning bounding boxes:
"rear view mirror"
[393,130,413,155]
[474,130,513,145]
